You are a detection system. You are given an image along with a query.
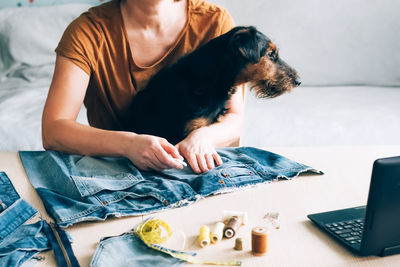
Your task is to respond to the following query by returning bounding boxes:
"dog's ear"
[230,27,266,63]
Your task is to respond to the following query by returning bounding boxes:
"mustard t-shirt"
[55,0,234,130]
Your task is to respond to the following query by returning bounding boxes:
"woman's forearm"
[42,119,134,157]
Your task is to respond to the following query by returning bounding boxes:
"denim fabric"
[90,233,191,267]
[41,222,80,267]
[0,172,78,267]
[19,147,321,228]
[0,172,49,267]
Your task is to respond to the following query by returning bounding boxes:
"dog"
[123,26,300,144]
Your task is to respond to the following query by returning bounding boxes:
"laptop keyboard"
[325,219,364,245]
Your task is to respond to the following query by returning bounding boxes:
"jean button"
[219,180,225,185]
[163,200,169,205]
[102,201,108,205]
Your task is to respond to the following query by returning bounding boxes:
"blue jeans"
[0,172,49,267]
[0,172,79,267]
[90,233,193,267]
[0,172,50,267]
[19,147,321,228]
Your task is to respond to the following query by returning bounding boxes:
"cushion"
[0,0,107,8]
[0,4,91,75]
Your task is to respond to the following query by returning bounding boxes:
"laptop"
[307,156,400,257]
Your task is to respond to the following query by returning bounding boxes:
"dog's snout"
[294,78,301,86]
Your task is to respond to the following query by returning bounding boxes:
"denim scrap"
[0,172,77,267]
[0,172,49,267]
[19,147,322,228]
[90,233,189,267]
[41,222,80,267]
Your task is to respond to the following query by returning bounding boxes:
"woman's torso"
[55,0,234,130]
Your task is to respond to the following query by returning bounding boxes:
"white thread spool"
[210,222,225,243]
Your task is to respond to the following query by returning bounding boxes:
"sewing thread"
[198,225,211,247]
[251,226,268,256]
[224,216,241,239]
[135,218,242,266]
[210,222,225,243]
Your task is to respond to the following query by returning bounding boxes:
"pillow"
[211,0,400,86]
[0,4,91,74]
[0,0,107,9]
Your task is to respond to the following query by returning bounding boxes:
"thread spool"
[224,216,241,239]
[251,226,268,256]
[223,210,248,226]
[210,222,225,243]
[234,238,243,251]
[198,225,210,248]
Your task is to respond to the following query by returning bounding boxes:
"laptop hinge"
[381,244,400,256]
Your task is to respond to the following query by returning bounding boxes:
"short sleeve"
[55,14,102,75]
[218,9,235,35]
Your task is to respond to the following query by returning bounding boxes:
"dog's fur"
[123,26,300,144]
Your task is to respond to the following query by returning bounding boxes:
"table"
[2,146,400,267]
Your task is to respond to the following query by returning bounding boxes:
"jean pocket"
[219,164,263,186]
[70,173,142,198]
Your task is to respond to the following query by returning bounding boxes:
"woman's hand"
[124,134,185,172]
[175,127,223,174]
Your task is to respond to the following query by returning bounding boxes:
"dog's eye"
[268,51,277,62]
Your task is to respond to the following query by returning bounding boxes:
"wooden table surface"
[2,146,400,267]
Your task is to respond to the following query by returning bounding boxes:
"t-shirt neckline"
[118,0,192,70]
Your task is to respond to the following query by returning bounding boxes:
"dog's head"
[230,26,301,98]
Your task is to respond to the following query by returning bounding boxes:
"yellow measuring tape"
[135,218,242,266]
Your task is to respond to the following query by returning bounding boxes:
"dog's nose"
[294,79,301,86]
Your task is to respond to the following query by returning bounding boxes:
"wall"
[210,0,400,86]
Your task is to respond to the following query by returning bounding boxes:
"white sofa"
[0,0,399,151]
[209,0,400,147]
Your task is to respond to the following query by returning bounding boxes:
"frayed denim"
[19,147,321,228]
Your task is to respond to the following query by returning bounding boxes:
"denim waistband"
[0,199,37,242]
[0,172,38,241]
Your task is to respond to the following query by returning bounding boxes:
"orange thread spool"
[251,226,268,256]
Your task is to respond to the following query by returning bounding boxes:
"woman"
[42,0,244,174]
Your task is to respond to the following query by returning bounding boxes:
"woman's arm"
[175,86,244,173]
[42,55,185,171]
